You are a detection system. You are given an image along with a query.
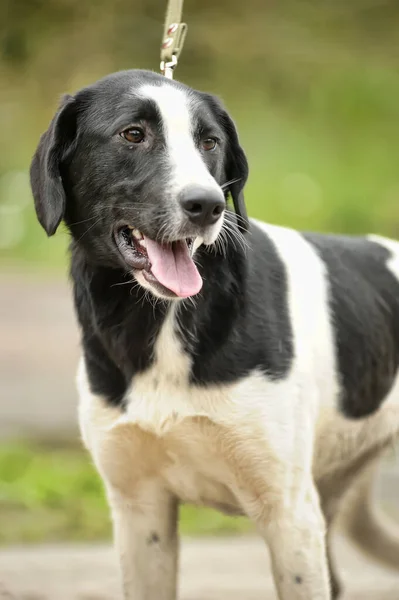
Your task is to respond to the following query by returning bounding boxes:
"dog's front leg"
[78,365,179,600]
[80,400,179,599]
[225,411,330,600]
[239,466,330,599]
[265,479,330,600]
[108,481,179,600]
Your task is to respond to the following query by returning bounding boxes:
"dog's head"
[30,70,248,299]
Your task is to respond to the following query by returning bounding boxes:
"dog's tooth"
[138,238,146,248]
[132,228,142,240]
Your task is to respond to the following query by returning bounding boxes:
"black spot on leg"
[147,531,160,545]
[294,575,303,584]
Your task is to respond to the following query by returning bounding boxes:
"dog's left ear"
[223,110,249,231]
[203,93,249,231]
[30,94,77,236]
[218,105,249,233]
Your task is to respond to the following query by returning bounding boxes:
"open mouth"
[114,226,202,298]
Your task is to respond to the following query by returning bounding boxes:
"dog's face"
[30,70,248,299]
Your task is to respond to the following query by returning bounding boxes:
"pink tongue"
[143,236,202,298]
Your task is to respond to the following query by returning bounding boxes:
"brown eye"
[202,137,218,152]
[121,127,145,144]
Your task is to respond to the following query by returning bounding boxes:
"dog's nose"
[180,187,225,227]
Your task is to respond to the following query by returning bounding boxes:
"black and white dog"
[30,70,399,600]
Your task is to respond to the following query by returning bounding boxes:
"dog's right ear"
[30,94,77,236]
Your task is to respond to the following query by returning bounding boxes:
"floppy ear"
[30,94,77,236]
[219,109,249,233]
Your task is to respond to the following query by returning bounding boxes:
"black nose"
[180,187,225,227]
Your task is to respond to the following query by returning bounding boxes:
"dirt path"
[1,537,399,600]
[0,272,79,439]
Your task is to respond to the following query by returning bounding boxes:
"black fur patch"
[71,245,167,407]
[178,221,293,385]
[304,234,399,418]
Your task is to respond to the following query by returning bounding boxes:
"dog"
[30,69,399,600]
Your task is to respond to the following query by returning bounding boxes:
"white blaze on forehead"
[138,83,221,193]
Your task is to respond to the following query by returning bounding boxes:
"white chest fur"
[124,307,215,434]
[78,305,300,510]
[117,309,255,509]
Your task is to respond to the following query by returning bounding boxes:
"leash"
[160,0,187,79]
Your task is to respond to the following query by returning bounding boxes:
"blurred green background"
[1,0,399,544]
[2,0,399,268]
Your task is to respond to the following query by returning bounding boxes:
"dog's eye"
[121,127,145,144]
[202,137,218,152]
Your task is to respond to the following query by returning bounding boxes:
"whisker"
[130,281,140,297]
[159,221,175,245]
[68,215,102,227]
[223,224,248,254]
[75,216,103,242]
[223,219,249,242]
[110,278,136,288]
[220,177,242,190]
[208,214,248,258]
[215,230,227,257]
[224,210,248,227]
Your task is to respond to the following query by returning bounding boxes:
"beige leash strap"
[160,0,187,79]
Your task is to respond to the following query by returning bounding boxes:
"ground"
[1,537,399,599]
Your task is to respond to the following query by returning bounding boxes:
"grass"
[0,442,251,544]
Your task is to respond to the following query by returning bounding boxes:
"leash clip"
[160,55,178,79]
